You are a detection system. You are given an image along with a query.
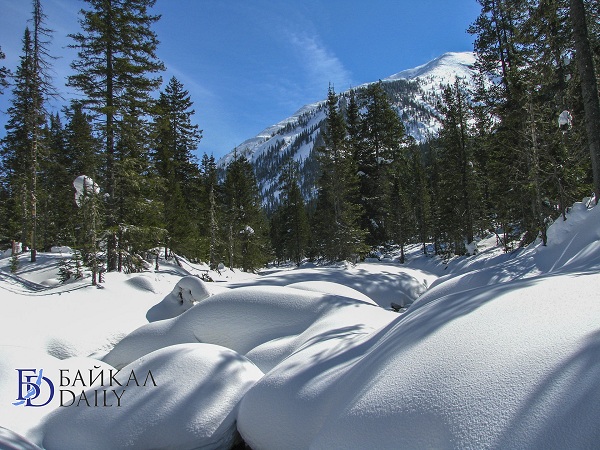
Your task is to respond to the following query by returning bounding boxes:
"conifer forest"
[1,0,599,277]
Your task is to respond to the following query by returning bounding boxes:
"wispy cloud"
[287,32,354,96]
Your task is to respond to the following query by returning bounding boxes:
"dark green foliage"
[271,159,310,266]
[152,76,203,258]
[312,86,366,262]
[0,28,46,254]
[223,154,270,272]
[10,253,19,273]
[68,0,165,271]
[357,82,407,245]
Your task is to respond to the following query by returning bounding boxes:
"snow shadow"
[230,265,427,308]
[495,329,600,449]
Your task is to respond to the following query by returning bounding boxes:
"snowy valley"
[1,197,599,449]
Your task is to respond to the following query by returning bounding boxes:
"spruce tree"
[436,79,479,252]
[153,76,203,258]
[359,81,406,246]
[273,159,310,266]
[223,154,269,272]
[39,113,73,249]
[1,28,45,255]
[313,86,365,261]
[200,153,220,268]
[69,0,165,271]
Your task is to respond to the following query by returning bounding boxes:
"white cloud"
[288,32,353,95]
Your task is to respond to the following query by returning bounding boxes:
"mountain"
[217,51,478,211]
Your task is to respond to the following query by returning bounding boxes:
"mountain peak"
[384,51,476,82]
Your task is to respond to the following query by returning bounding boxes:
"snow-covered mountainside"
[217,51,477,209]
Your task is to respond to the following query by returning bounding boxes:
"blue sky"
[0,0,480,159]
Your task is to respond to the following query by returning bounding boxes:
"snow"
[146,275,212,321]
[72,175,99,206]
[1,201,600,448]
[40,344,263,450]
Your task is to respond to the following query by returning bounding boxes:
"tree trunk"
[570,0,600,202]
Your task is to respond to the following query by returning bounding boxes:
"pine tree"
[64,101,100,178]
[436,79,480,252]
[1,28,45,255]
[408,142,432,255]
[359,81,406,246]
[27,0,57,261]
[223,154,269,272]
[153,76,203,258]
[114,97,167,272]
[69,0,165,271]
[272,159,310,266]
[39,113,73,249]
[200,153,220,269]
[313,86,365,261]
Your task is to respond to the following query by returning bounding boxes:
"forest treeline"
[0,0,599,278]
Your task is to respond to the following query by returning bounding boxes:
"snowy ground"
[1,200,600,449]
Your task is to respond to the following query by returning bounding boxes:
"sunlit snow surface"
[1,201,600,449]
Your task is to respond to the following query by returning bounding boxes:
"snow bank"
[40,343,263,450]
[231,263,434,308]
[104,285,395,373]
[0,271,161,359]
[146,275,211,321]
[238,271,600,449]
[285,280,377,305]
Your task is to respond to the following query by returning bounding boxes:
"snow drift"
[40,343,263,450]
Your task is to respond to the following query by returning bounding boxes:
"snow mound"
[231,263,434,308]
[238,270,600,449]
[146,275,211,321]
[41,343,263,450]
[104,285,395,373]
[124,274,158,293]
[285,280,377,305]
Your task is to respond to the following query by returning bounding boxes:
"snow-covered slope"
[217,51,477,209]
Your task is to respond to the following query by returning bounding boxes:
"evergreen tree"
[69,0,165,271]
[272,159,310,266]
[200,153,220,269]
[64,101,100,178]
[313,86,365,261]
[153,76,203,258]
[115,100,166,272]
[435,80,481,253]
[408,142,432,255]
[1,28,45,255]
[63,102,102,260]
[223,154,269,272]
[358,81,406,245]
[39,113,73,249]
